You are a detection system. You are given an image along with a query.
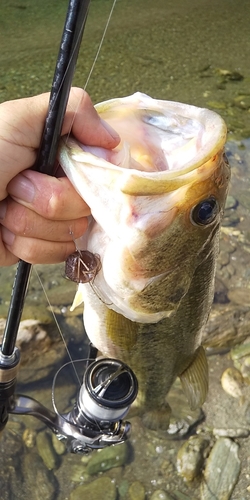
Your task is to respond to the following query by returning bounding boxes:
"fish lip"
[59,135,226,198]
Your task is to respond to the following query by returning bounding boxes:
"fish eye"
[190,196,219,226]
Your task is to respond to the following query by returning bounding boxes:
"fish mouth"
[60,92,227,196]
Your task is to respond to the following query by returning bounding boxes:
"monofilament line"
[84,0,117,91]
[34,267,81,386]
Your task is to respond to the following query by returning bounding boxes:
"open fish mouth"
[58,92,229,324]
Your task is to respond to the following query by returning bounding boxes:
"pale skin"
[0,88,120,266]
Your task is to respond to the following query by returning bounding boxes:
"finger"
[0,230,18,266]
[67,88,120,147]
[7,170,91,220]
[0,197,89,242]
[1,228,77,265]
[0,88,120,199]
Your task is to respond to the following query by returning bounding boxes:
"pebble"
[240,356,250,382]
[213,428,250,438]
[233,95,250,110]
[220,367,244,398]
[201,438,241,499]
[36,430,59,470]
[225,195,238,210]
[22,428,37,448]
[70,476,117,500]
[231,342,250,361]
[118,479,130,497]
[150,490,174,500]
[51,432,66,455]
[176,435,211,482]
[228,287,250,307]
[86,441,129,475]
[128,480,145,500]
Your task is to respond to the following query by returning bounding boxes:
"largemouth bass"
[58,92,230,430]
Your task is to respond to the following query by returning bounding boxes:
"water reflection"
[0,1,250,499]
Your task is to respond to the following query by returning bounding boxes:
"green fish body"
[58,93,230,430]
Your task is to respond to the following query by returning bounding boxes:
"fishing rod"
[0,0,137,453]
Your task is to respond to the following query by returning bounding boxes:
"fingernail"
[100,118,120,141]
[0,200,7,220]
[2,227,15,246]
[8,174,35,203]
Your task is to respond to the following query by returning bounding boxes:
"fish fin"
[142,404,172,431]
[70,287,85,311]
[179,346,208,410]
[106,309,139,350]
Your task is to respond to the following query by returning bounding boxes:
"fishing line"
[34,267,81,386]
[84,0,117,91]
[65,0,118,141]
[51,358,103,433]
[51,358,85,415]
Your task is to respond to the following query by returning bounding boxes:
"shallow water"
[0,1,250,499]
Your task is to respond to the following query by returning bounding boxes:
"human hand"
[0,88,120,266]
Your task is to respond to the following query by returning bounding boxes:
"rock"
[239,356,250,382]
[224,195,238,210]
[70,476,117,500]
[172,492,193,500]
[51,433,66,455]
[201,438,241,499]
[86,441,130,475]
[213,278,229,304]
[228,287,250,307]
[0,318,49,350]
[118,479,130,498]
[207,101,227,110]
[233,95,250,110]
[216,68,244,81]
[213,427,249,438]
[150,490,174,500]
[220,367,244,398]
[20,452,58,500]
[36,430,59,470]
[231,342,250,361]
[22,428,37,448]
[203,303,250,348]
[128,480,145,500]
[176,435,211,482]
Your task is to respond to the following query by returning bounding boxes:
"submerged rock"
[128,480,145,500]
[36,430,59,470]
[220,367,244,398]
[150,490,174,500]
[70,476,117,500]
[176,435,211,482]
[200,438,241,499]
[86,441,130,475]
